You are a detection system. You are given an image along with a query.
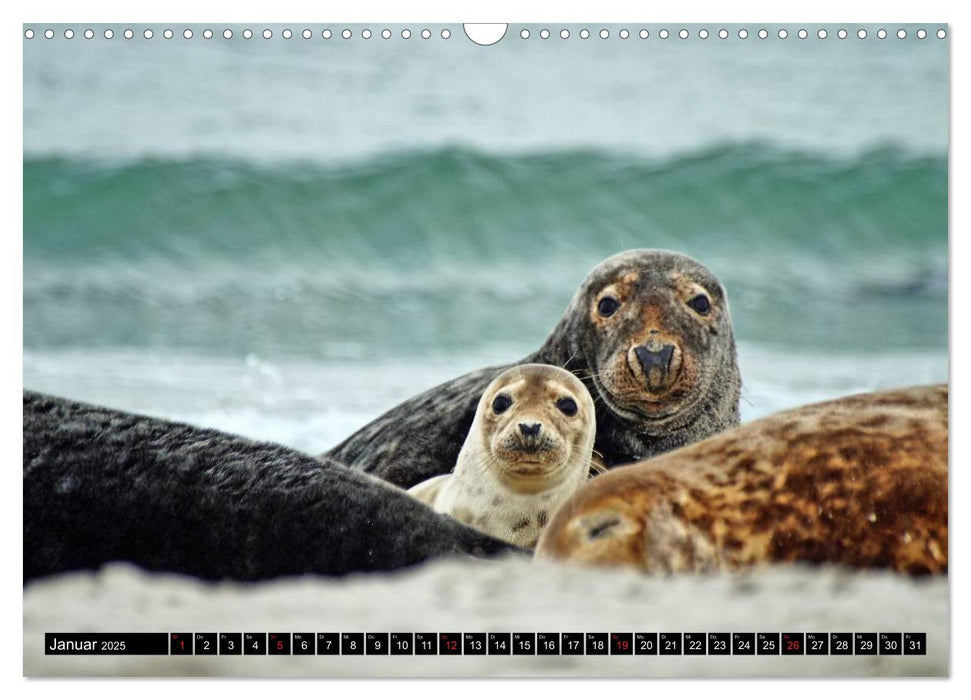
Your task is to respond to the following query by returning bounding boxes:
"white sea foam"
[23,344,948,455]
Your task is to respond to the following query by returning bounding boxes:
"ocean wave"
[23,145,947,356]
[24,144,946,261]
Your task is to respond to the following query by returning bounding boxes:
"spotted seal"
[535,385,948,576]
[23,391,516,583]
[328,249,741,488]
[408,364,595,548]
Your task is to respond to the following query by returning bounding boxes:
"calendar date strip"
[45,632,927,656]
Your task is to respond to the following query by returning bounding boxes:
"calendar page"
[22,21,948,678]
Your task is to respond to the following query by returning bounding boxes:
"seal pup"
[408,364,596,549]
[328,249,741,487]
[23,391,516,583]
[535,385,948,576]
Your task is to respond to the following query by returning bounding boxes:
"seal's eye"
[687,294,711,315]
[597,296,620,317]
[556,397,578,416]
[492,394,512,414]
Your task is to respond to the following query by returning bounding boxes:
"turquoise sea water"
[22,25,948,451]
[24,147,946,356]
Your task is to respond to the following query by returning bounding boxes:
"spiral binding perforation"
[23,24,948,43]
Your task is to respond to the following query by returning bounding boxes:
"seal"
[328,249,741,488]
[535,385,948,576]
[408,364,596,548]
[22,391,517,583]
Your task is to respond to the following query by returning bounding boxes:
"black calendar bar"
[43,632,928,656]
[45,633,168,655]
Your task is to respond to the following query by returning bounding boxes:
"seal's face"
[476,364,596,495]
[576,250,734,432]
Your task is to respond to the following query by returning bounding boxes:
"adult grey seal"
[408,364,596,549]
[535,385,948,576]
[23,391,516,583]
[328,249,741,488]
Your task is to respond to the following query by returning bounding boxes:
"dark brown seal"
[535,385,948,576]
[327,249,741,488]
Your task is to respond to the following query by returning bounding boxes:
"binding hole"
[463,23,506,45]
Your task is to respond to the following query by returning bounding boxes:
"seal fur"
[535,385,948,576]
[408,364,595,548]
[23,391,516,583]
[328,249,741,487]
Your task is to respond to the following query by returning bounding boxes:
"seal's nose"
[634,344,675,393]
[518,422,542,437]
